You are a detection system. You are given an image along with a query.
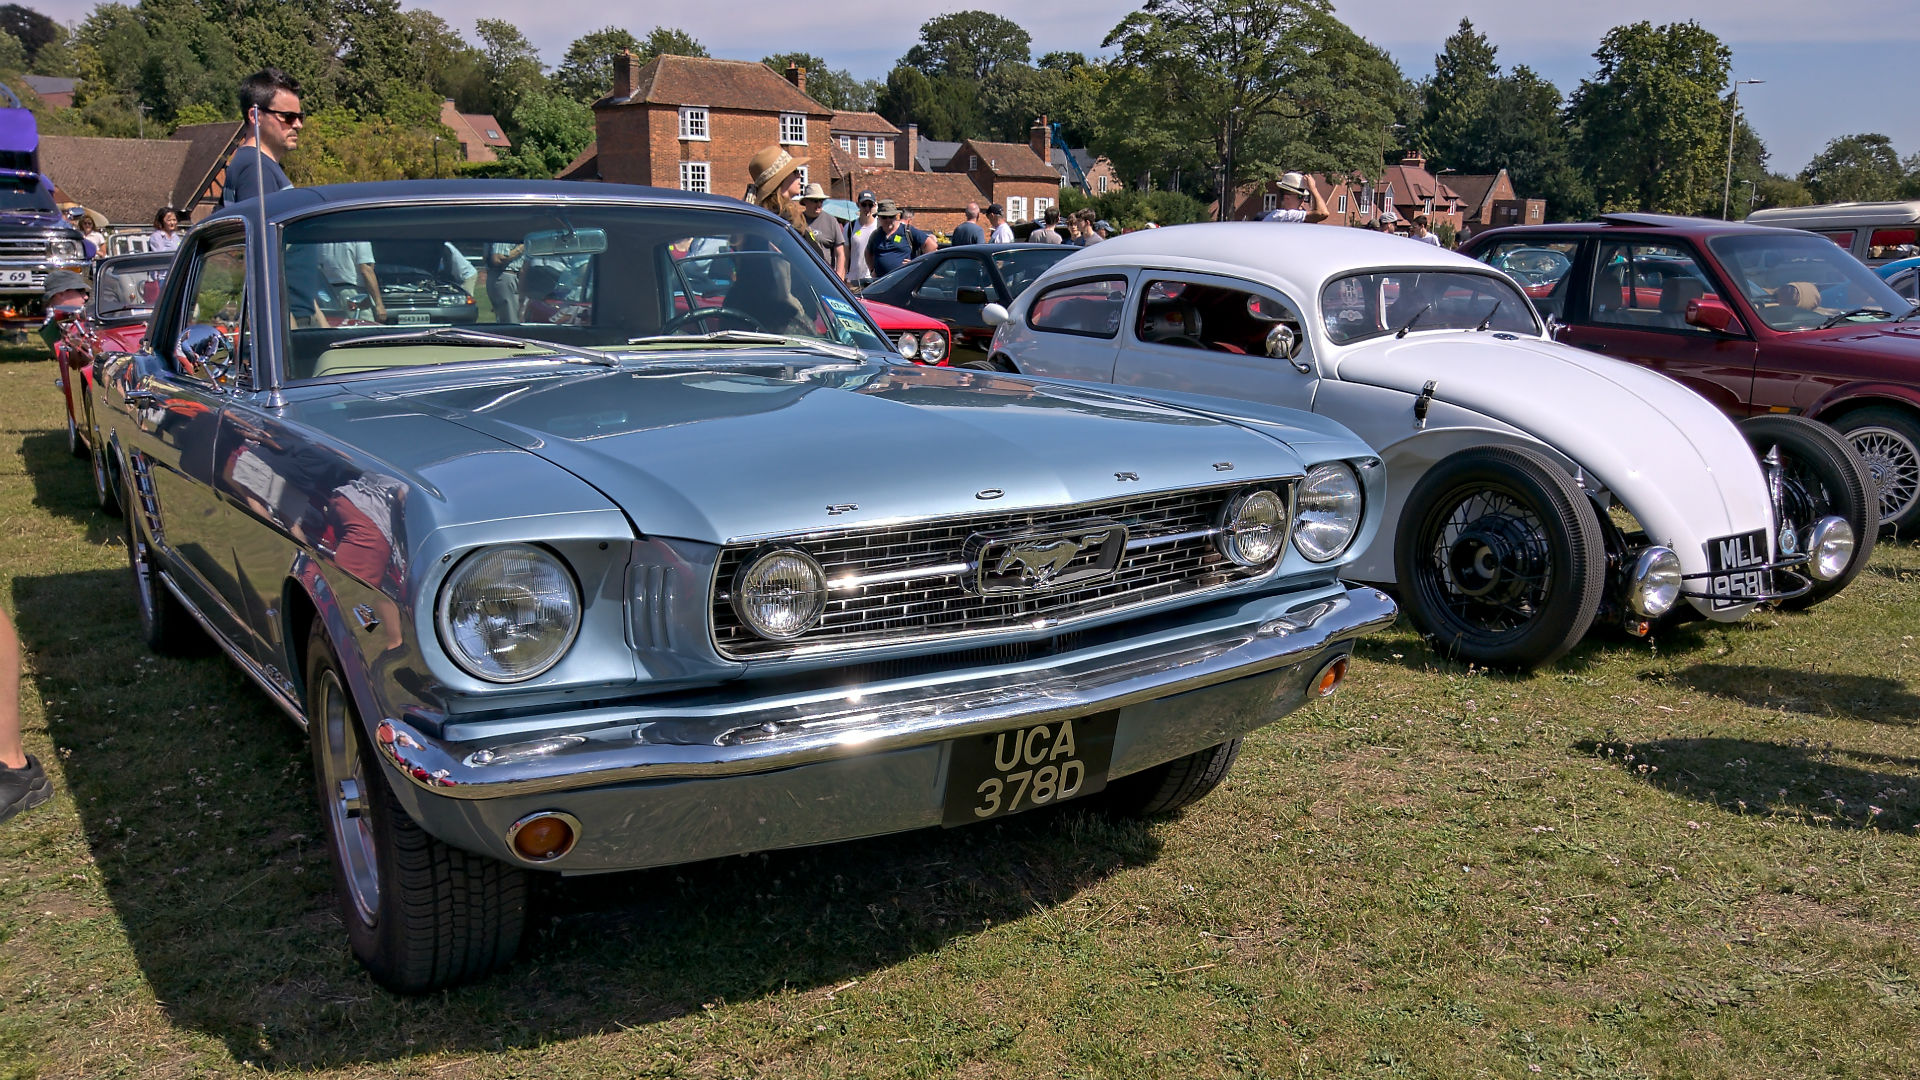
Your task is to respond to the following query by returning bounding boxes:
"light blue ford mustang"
[94,181,1395,991]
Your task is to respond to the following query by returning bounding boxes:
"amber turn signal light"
[1313,655,1349,698]
[507,811,580,862]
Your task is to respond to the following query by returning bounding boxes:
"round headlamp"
[921,330,948,363]
[896,332,920,359]
[1626,545,1682,617]
[1806,516,1854,581]
[52,238,85,261]
[436,544,581,682]
[1292,462,1363,562]
[732,547,828,640]
[1216,488,1287,567]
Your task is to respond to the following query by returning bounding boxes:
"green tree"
[1799,133,1907,203]
[554,26,707,104]
[0,4,60,62]
[1567,21,1731,214]
[762,52,878,112]
[406,10,489,114]
[1477,65,1592,220]
[875,64,982,142]
[902,10,1031,82]
[502,90,595,176]
[335,0,433,119]
[474,17,546,118]
[1755,172,1814,210]
[1416,18,1498,167]
[283,108,439,185]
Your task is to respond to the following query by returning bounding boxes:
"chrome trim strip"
[376,584,1396,801]
[157,569,306,726]
[819,529,1220,593]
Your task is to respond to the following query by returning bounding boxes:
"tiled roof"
[830,111,899,135]
[866,171,986,211]
[1381,163,1460,206]
[556,141,599,180]
[1448,172,1502,214]
[21,75,74,95]
[610,55,833,116]
[39,135,201,225]
[827,144,856,179]
[916,138,960,171]
[958,139,1056,180]
[169,122,245,210]
[459,113,511,147]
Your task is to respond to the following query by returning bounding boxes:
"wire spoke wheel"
[1423,490,1555,635]
[1835,407,1920,532]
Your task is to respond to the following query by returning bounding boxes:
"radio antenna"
[250,104,283,405]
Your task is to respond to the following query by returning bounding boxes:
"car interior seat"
[1138,298,1203,346]
[1593,264,1630,322]
[1655,277,1706,329]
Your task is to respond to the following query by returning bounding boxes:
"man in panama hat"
[797,182,846,279]
[1261,171,1330,224]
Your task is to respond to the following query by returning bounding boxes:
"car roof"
[1468,213,1812,246]
[204,178,776,227]
[1747,200,1920,228]
[1039,221,1496,298]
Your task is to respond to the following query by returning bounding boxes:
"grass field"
[1,348,1916,1079]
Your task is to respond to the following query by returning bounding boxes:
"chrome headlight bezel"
[1807,516,1854,581]
[51,238,84,260]
[1292,462,1363,563]
[731,546,828,641]
[1626,545,1682,617]
[896,331,920,359]
[1215,487,1289,567]
[920,330,948,362]
[435,543,583,683]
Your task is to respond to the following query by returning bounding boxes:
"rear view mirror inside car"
[525,228,608,257]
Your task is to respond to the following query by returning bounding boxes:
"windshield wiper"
[1395,302,1434,339]
[330,327,619,367]
[1817,307,1893,330]
[1473,298,1503,331]
[625,330,864,361]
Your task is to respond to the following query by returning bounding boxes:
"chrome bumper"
[380,584,1396,873]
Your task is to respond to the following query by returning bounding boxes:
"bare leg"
[0,608,22,770]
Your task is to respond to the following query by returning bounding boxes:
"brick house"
[830,111,901,175]
[437,99,511,163]
[938,137,1059,224]
[571,53,833,199]
[1379,152,1464,234]
[1449,169,1547,238]
[1025,116,1118,196]
[39,121,242,226]
[1218,173,1375,225]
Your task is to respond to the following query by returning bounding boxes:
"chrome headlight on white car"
[1292,463,1363,562]
[1626,546,1682,617]
[733,547,828,640]
[437,544,582,682]
[1806,516,1854,581]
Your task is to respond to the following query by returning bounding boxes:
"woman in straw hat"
[747,144,809,232]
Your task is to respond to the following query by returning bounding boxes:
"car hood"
[1785,320,1920,361]
[860,298,942,331]
[392,359,1315,544]
[1333,332,1774,574]
[0,210,68,232]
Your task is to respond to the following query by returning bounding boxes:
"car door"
[907,252,994,355]
[1008,274,1132,381]
[1110,274,1318,413]
[122,234,251,642]
[1554,237,1759,416]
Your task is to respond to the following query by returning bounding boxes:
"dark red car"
[1464,214,1920,531]
[46,250,173,513]
[860,298,952,365]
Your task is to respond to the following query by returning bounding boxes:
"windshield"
[1707,232,1912,330]
[94,256,172,320]
[0,174,55,213]
[278,202,887,380]
[1320,269,1539,344]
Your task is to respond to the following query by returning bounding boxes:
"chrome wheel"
[1849,424,1919,527]
[315,668,380,928]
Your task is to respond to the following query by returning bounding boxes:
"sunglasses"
[259,108,306,125]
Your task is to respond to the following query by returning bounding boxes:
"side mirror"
[1266,322,1312,373]
[176,324,232,383]
[981,302,1010,327]
[956,287,990,305]
[1685,297,1744,335]
[47,302,84,323]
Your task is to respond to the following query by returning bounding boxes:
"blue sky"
[28,0,1918,174]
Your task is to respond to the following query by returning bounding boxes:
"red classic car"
[46,250,173,513]
[860,297,951,365]
[1465,214,1920,531]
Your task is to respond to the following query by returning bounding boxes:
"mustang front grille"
[711,481,1292,659]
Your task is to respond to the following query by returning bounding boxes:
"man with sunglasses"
[223,68,303,207]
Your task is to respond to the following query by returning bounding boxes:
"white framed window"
[1007,195,1027,222]
[678,106,709,141]
[1337,195,1347,212]
[857,136,869,158]
[969,154,979,171]
[1262,193,1277,212]
[839,135,851,151]
[796,165,808,187]
[680,161,709,193]
[874,139,887,160]
[1423,198,1433,214]
[780,113,806,145]
[1035,196,1051,216]
[1096,175,1108,194]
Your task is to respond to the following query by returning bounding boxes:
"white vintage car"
[984,224,1875,669]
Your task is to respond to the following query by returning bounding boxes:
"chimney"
[1401,150,1426,171]
[785,63,807,95]
[612,50,638,101]
[1029,115,1050,164]
[905,123,918,173]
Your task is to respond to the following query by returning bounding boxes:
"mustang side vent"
[630,562,677,652]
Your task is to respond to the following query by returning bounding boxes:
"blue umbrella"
[824,199,860,222]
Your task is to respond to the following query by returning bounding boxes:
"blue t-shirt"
[222,146,292,206]
[867,224,929,276]
[949,221,985,246]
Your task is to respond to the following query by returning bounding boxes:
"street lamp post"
[432,135,442,179]
[1723,78,1764,220]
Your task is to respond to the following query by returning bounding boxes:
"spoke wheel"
[1834,407,1920,533]
[1396,446,1605,670]
[1741,414,1876,609]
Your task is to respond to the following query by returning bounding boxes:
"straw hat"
[1277,172,1308,198]
[797,182,830,201]
[747,145,808,201]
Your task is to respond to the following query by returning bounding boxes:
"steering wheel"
[659,306,772,336]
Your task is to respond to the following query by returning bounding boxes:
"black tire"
[1103,739,1241,818]
[92,438,122,517]
[1740,414,1876,609]
[306,621,526,993]
[1395,446,1606,671]
[989,354,1018,373]
[1830,406,1920,534]
[123,484,207,655]
[65,411,86,459]
[956,357,998,372]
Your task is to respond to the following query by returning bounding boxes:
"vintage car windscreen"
[1320,270,1538,344]
[1707,232,1914,331]
[94,257,171,320]
[0,173,55,212]
[279,203,885,380]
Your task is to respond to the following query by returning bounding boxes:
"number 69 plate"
[942,712,1118,826]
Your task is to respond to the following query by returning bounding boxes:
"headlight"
[1626,546,1682,617]
[1292,462,1362,562]
[896,332,920,359]
[1216,488,1288,567]
[732,547,827,640]
[51,239,84,260]
[436,544,581,682]
[920,331,948,362]
[1807,516,1854,581]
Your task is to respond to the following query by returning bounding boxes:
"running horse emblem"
[994,535,1098,588]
